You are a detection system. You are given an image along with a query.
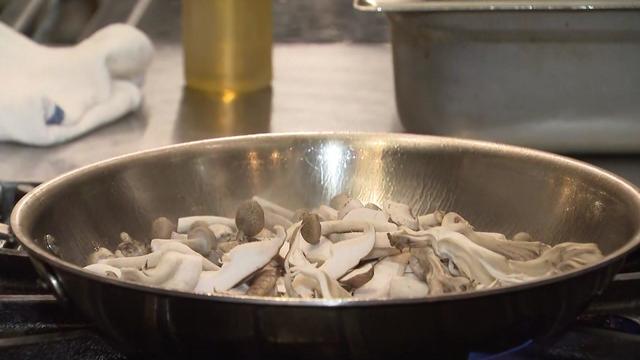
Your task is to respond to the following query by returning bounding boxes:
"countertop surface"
[1,0,639,187]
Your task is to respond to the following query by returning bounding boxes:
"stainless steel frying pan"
[11,133,640,359]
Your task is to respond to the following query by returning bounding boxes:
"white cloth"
[0,22,153,146]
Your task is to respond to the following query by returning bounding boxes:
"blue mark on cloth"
[46,105,64,125]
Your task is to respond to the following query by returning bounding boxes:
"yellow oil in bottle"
[182,0,272,93]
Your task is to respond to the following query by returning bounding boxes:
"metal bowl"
[11,133,640,358]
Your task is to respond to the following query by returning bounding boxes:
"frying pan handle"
[30,258,69,307]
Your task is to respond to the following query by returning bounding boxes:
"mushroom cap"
[340,262,374,289]
[300,213,322,244]
[329,193,352,210]
[235,200,265,237]
[151,217,176,239]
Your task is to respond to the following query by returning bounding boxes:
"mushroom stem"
[247,266,279,296]
[320,220,397,234]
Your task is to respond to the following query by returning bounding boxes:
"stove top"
[1,181,639,359]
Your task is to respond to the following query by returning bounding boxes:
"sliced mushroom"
[252,196,295,220]
[235,200,265,238]
[354,253,411,298]
[362,247,402,261]
[151,217,176,239]
[84,263,121,278]
[342,207,388,224]
[385,201,419,230]
[418,210,445,229]
[247,266,279,296]
[339,262,374,289]
[319,224,375,279]
[292,266,351,299]
[300,236,333,264]
[328,232,392,248]
[177,216,236,233]
[388,275,430,299]
[210,226,286,292]
[320,220,397,235]
[194,270,218,294]
[120,252,203,292]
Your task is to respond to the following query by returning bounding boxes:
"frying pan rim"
[11,132,640,307]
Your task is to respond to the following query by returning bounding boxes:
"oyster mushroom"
[177,216,236,233]
[410,247,471,295]
[252,196,295,220]
[151,217,176,239]
[339,262,374,289]
[209,226,286,292]
[388,275,430,299]
[247,266,279,296]
[354,253,411,298]
[441,216,549,261]
[120,251,203,292]
[235,200,266,238]
[319,224,375,279]
[87,247,114,264]
[300,213,322,245]
[418,210,445,229]
[385,201,419,230]
[84,263,121,278]
[342,207,389,224]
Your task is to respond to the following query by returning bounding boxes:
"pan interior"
[15,135,640,273]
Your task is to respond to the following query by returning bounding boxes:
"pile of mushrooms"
[83,195,604,299]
